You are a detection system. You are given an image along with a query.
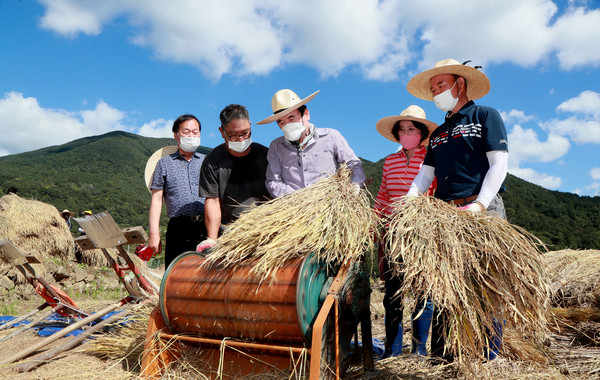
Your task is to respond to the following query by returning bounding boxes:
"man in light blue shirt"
[257,89,365,197]
[149,114,207,268]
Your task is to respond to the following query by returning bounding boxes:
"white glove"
[458,202,484,213]
[196,238,217,252]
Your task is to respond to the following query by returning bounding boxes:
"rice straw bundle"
[543,249,600,308]
[385,196,551,363]
[203,167,377,279]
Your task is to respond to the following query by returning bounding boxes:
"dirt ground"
[0,269,599,379]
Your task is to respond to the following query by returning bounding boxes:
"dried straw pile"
[0,194,74,259]
[0,194,74,282]
[543,249,600,308]
[385,196,551,364]
[203,167,377,278]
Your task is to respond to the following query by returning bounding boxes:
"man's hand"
[458,202,485,213]
[197,238,217,253]
[148,233,162,255]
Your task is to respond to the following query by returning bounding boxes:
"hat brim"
[376,115,438,146]
[256,90,320,125]
[407,65,490,101]
[61,211,74,217]
[144,145,179,193]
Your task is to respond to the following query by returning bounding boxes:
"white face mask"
[433,81,459,112]
[281,121,305,142]
[228,137,252,153]
[179,136,201,152]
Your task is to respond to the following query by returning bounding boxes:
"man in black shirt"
[198,104,270,249]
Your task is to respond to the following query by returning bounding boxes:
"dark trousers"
[164,216,207,269]
[382,264,433,357]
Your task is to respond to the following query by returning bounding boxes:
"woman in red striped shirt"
[374,105,437,358]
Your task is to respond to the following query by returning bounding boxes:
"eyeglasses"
[226,131,251,141]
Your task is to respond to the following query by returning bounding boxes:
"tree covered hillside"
[1,131,599,250]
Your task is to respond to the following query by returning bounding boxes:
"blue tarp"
[0,310,126,337]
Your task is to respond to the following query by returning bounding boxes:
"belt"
[447,194,478,207]
[171,215,204,223]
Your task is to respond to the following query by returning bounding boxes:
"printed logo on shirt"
[452,123,481,139]
[430,123,481,148]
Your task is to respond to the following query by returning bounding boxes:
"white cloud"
[39,0,122,37]
[0,92,160,156]
[552,7,600,70]
[557,90,600,117]
[500,109,536,125]
[37,0,600,80]
[591,167,600,180]
[506,124,568,189]
[542,117,600,144]
[138,119,173,138]
[509,167,563,189]
[536,91,600,144]
[508,124,570,164]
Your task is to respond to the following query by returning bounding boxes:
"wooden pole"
[0,302,122,366]
[0,303,48,332]
[0,305,63,343]
[14,307,133,373]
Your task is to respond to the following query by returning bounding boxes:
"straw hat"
[376,105,438,145]
[256,89,319,125]
[61,209,74,217]
[407,59,490,101]
[144,145,179,193]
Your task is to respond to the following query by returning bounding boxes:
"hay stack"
[0,194,75,283]
[203,167,377,279]
[543,249,600,308]
[386,196,551,364]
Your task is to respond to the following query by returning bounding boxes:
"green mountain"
[1,131,598,250]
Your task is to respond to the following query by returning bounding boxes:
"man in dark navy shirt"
[406,59,509,361]
[149,114,207,269]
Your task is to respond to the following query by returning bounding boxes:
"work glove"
[458,202,485,213]
[135,244,155,261]
[196,238,217,253]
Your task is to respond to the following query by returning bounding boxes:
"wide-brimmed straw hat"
[407,59,490,101]
[61,209,74,217]
[256,89,319,125]
[376,105,438,145]
[144,145,179,193]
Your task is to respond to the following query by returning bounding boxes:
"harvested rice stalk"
[386,196,551,364]
[83,302,156,366]
[203,167,377,279]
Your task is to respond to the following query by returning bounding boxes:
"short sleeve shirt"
[199,143,271,225]
[150,151,205,218]
[424,101,508,201]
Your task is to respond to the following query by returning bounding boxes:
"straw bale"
[203,167,377,279]
[543,249,600,308]
[385,196,551,366]
[0,194,75,283]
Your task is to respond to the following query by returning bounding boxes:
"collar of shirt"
[171,151,203,160]
[446,100,476,120]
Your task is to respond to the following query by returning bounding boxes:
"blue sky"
[1,0,599,196]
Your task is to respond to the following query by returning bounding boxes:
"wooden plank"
[0,239,28,266]
[75,226,148,251]
[73,212,126,249]
[121,226,148,245]
[24,251,44,264]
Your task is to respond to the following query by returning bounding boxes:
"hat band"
[273,107,288,115]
